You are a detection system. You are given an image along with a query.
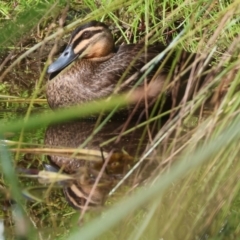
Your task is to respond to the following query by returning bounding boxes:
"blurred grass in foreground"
[1,0,240,239]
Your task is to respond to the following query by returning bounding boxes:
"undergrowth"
[0,0,240,240]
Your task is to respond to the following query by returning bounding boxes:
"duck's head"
[47,20,115,74]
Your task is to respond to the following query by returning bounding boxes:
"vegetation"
[1,0,240,239]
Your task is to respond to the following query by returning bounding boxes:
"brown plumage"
[63,167,114,210]
[44,120,138,210]
[46,21,202,110]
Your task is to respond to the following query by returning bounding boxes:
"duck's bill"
[47,45,78,73]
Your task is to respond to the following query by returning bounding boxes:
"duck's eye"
[82,31,92,39]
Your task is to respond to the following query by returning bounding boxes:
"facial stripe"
[70,184,88,198]
[64,187,85,209]
[73,40,89,55]
[71,28,104,45]
[71,31,103,57]
[71,30,104,57]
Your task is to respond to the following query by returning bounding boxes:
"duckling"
[47,20,202,110]
[63,167,114,210]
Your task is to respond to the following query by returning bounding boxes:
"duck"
[44,120,136,210]
[46,20,204,110]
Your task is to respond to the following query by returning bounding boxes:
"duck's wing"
[91,43,167,91]
[94,43,198,91]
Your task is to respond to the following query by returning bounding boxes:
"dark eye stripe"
[72,30,103,49]
[64,187,85,209]
[64,186,100,209]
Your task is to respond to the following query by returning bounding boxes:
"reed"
[0,0,239,239]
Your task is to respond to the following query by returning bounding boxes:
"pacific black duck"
[47,20,204,110]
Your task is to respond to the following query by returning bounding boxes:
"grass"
[1,0,240,239]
